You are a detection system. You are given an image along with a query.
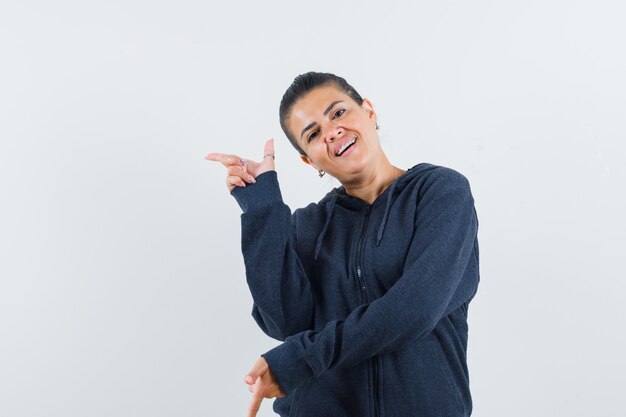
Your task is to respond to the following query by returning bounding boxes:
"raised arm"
[231,170,315,340]
[206,140,315,340]
[259,168,480,394]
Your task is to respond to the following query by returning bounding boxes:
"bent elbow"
[251,305,314,341]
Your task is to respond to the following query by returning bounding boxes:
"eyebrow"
[300,100,344,141]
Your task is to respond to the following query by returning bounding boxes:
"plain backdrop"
[1,1,625,416]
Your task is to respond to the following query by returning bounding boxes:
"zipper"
[355,205,371,301]
[355,205,380,417]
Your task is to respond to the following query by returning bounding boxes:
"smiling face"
[286,83,381,183]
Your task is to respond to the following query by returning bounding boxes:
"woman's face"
[286,84,380,182]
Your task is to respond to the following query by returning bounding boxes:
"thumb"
[262,138,275,168]
[244,357,268,384]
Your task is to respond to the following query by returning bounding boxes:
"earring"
[318,170,325,178]
[376,123,380,130]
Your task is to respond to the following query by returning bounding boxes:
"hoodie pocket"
[288,364,370,417]
[289,378,314,417]
[427,338,464,414]
[381,337,466,417]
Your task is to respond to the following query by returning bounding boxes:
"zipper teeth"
[356,206,371,293]
[355,206,380,417]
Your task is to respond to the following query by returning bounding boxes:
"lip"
[334,136,357,157]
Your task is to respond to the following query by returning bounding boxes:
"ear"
[300,154,315,167]
[300,154,321,172]
[361,98,378,126]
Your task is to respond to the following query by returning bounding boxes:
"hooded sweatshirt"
[231,162,480,417]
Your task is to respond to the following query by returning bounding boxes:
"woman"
[206,72,480,417]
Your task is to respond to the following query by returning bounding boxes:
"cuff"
[261,339,315,396]
[230,170,283,212]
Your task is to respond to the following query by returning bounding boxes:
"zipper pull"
[356,267,365,289]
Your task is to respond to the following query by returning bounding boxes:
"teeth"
[337,138,356,156]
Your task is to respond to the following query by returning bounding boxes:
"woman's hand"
[244,356,286,417]
[205,139,276,191]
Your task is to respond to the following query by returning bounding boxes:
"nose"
[323,124,343,143]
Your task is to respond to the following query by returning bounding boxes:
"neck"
[343,155,405,205]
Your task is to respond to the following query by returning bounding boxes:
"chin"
[349,152,373,172]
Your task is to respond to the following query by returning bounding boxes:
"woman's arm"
[231,170,315,340]
[258,167,479,394]
[206,140,315,341]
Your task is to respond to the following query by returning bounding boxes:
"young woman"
[206,72,480,417]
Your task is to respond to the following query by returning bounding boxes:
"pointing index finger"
[204,153,223,161]
[246,392,263,417]
[204,153,245,167]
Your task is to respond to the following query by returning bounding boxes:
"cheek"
[301,141,324,161]
[347,113,370,130]
[312,140,329,155]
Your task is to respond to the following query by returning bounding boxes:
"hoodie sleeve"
[260,168,479,395]
[230,170,314,341]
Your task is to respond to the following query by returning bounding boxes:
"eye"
[308,130,319,142]
[333,109,345,119]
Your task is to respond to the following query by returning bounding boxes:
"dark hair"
[279,72,364,155]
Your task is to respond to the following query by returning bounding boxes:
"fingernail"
[245,375,254,384]
[248,177,256,183]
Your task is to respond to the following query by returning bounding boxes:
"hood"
[313,163,427,260]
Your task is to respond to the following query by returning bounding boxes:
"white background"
[1,1,625,416]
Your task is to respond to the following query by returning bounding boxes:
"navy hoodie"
[231,162,480,417]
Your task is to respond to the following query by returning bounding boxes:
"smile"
[336,138,356,156]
